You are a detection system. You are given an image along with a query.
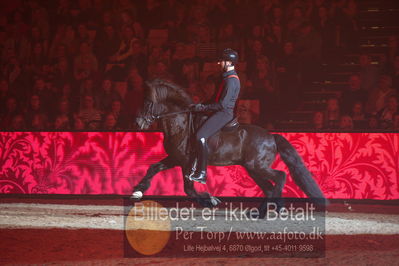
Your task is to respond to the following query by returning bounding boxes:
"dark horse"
[132,79,326,213]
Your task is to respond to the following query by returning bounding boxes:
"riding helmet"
[220,48,239,64]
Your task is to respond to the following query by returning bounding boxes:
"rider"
[188,48,240,184]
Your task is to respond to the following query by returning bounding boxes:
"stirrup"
[188,171,207,184]
[188,158,198,177]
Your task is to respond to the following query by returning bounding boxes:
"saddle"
[196,115,240,132]
[221,117,239,132]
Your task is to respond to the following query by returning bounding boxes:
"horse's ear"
[145,80,157,102]
[153,78,164,86]
[145,80,154,88]
[157,79,170,87]
[160,79,193,105]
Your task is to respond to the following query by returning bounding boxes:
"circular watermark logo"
[125,200,171,255]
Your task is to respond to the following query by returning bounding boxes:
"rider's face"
[218,61,225,70]
[218,61,230,71]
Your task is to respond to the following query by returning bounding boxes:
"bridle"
[139,81,193,132]
[141,101,157,125]
[138,82,195,156]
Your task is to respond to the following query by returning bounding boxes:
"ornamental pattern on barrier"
[0,132,398,199]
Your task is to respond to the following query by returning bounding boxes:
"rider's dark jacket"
[196,69,240,140]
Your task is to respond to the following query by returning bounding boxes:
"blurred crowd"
[313,69,399,131]
[0,0,398,131]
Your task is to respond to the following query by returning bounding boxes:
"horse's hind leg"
[246,168,274,198]
[268,169,287,199]
[246,167,286,218]
[262,168,286,216]
[131,157,175,200]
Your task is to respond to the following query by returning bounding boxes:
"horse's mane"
[146,79,193,107]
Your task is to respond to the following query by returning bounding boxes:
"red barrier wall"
[0,132,398,199]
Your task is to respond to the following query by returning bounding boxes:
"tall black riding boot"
[188,138,208,184]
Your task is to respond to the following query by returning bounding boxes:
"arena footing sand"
[0,199,398,265]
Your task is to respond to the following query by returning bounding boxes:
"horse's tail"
[273,134,327,201]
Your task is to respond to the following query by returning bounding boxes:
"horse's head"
[136,79,192,130]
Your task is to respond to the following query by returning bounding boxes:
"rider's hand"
[190,104,206,112]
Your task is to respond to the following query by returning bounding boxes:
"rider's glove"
[190,104,206,112]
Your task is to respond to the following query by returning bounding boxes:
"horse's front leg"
[182,167,221,208]
[131,157,175,200]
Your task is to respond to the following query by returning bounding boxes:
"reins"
[151,110,191,120]
[150,109,195,157]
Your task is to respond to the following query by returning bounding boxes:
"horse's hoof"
[130,191,143,200]
[245,209,262,220]
[210,196,221,207]
[278,207,288,216]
